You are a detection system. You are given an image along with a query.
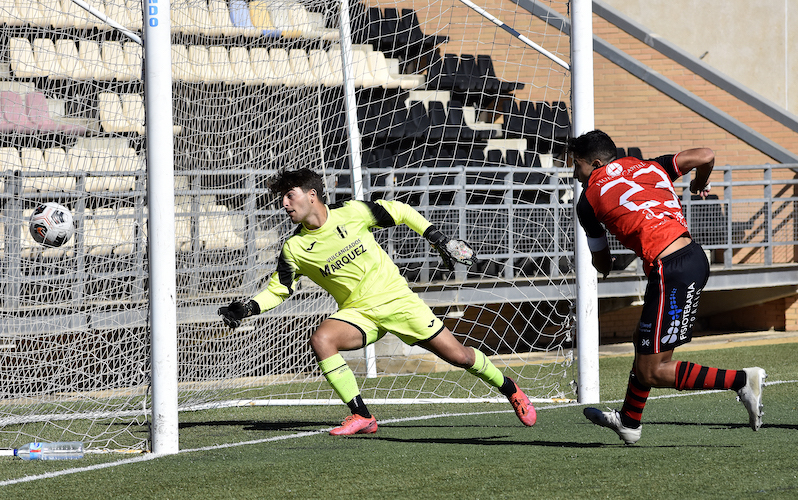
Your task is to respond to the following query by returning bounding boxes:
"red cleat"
[329,414,378,436]
[507,379,537,426]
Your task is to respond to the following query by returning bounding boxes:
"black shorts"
[636,241,709,355]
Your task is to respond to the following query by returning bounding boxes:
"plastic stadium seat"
[208,46,238,84]
[229,47,260,85]
[365,51,399,89]
[123,42,142,80]
[249,0,296,38]
[351,48,378,87]
[78,41,109,80]
[188,46,220,83]
[32,38,62,77]
[248,0,283,37]
[0,91,35,133]
[86,209,121,257]
[67,147,95,192]
[287,2,338,40]
[269,48,299,86]
[103,0,135,31]
[308,49,340,87]
[119,94,147,134]
[55,39,91,80]
[102,41,132,80]
[8,38,40,78]
[386,57,424,89]
[62,0,106,29]
[207,0,258,37]
[24,92,62,133]
[170,2,199,35]
[20,147,47,192]
[98,92,130,133]
[88,153,117,192]
[229,0,276,37]
[250,48,279,85]
[171,45,196,82]
[627,147,643,159]
[0,0,24,27]
[462,106,501,139]
[44,147,76,191]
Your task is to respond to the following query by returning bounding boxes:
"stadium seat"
[24,92,63,133]
[112,207,136,256]
[288,49,317,86]
[20,147,47,192]
[269,48,299,86]
[123,42,143,80]
[206,0,258,37]
[188,46,221,83]
[462,106,501,139]
[170,2,199,35]
[351,48,378,87]
[248,0,283,37]
[88,152,117,192]
[43,147,76,191]
[55,39,91,80]
[171,45,196,82]
[0,91,35,133]
[60,0,107,29]
[103,0,135,32]
[78,41,110,80]
[8,38,40,78]
[627,146,643,159]
[208,46,238,84]
[400,8,449,50]
[0,0,24,27]
[287,2,338,40]
[230,0,277,37]
[229,47,261,85]
[86,208,121,257]
[67,147,95,191]
[365,51,400,89]
[386,57,425,89]
[308,49,340,87]
[32,38,62,77]
[102,41,132,81]
[250,48,280,85]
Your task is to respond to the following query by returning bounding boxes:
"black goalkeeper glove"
[218,299,260,329]
[424,226,475,271]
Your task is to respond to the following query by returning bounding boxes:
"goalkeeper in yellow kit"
[219,168,536,435]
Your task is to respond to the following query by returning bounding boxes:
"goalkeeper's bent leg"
[318,353,371,418]
[467,348,505,388]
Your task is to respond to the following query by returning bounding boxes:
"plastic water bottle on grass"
[13,441,84,460]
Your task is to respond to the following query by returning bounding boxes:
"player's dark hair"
[568,129,617,164]
[267,168,326,203]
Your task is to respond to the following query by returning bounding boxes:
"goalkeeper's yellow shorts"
[329,292,445,347]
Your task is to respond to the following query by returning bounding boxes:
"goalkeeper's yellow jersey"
[252,199,433,312]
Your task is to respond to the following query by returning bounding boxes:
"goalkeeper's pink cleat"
[329,414,378,436]
[507,379,537,426]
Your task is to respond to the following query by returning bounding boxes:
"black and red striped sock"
[620,369,650,429]
[674,361,746,391]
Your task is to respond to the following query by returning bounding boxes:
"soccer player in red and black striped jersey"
[571,130,766,445]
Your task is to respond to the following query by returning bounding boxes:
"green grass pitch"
[1,342,796,499]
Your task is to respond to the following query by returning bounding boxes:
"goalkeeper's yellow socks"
[318,353,371,418]
[467,348,507,390]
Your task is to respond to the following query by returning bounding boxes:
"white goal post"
[0,0,597,453]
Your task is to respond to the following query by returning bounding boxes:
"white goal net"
[0,0,574,451]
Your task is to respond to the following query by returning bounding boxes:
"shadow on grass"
[646,421,798,431]
[373,434,606,448]
[179,420,332,431]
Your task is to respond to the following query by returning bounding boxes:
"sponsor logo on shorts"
[680,282,698,341]
[662,288,682,345]
[427,320,435,328]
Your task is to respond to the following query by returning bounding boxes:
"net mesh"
[0,0,574,451]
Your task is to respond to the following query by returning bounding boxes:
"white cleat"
[583,407,641,445]
[737,367,767,431]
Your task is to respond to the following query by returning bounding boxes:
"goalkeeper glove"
[218,299,260,329]
[424,226,475,271]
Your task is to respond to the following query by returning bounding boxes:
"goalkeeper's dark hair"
[267,168,326,203]
[568,129,617,164]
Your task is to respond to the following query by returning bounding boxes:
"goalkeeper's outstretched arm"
[370,199,475,270]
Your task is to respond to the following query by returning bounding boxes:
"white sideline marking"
[2,378,794,487]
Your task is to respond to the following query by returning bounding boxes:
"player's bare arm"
[676,147,715,196]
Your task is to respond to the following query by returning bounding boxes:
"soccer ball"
[29,202,75,247]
